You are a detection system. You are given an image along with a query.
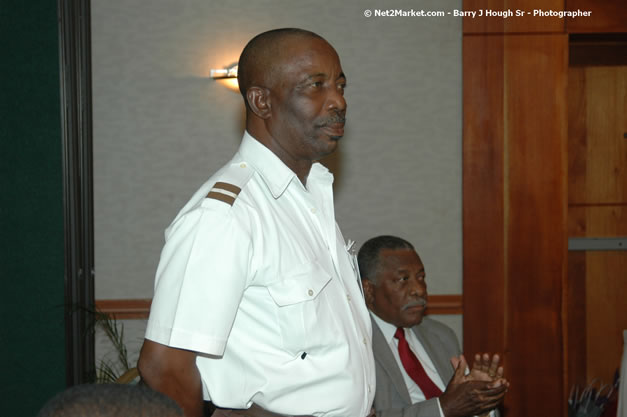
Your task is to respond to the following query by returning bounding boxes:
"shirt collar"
[238,131,333,198]
[371,312,401,345]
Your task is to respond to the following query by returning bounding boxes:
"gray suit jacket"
[371,316,460,417]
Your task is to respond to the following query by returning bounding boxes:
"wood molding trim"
[426,295,463,315]
[95,299,152,319]
[95,295,463,320]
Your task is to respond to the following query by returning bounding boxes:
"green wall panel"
[0,1,66,415]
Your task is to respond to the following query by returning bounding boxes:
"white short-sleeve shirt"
[145,132,375,416]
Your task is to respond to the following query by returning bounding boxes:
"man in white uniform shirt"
[358,236,508,417]
[137,28,375,417]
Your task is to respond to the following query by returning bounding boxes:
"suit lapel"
[413,324,454,385]
[371,318,412,404]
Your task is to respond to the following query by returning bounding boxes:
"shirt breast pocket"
[266,260,332,356]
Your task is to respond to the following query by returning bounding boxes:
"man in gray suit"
[358,235,508,417]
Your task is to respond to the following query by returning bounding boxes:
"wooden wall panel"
[463,0,565,34]
[583,206,627,237]
[567,63,627,404]
[586,251,627,384]
[580,206,627,386]
[567,207,586,237]
[504,34,568,417]
[566,0,627,33]
[565,252,587,391]
[465,4,626,417]
[567,206,627,389]
[463,33,568,417]
[462,34,506,353]
[567,67,587,205]
[583,67,627,204]
[566,207,587,397]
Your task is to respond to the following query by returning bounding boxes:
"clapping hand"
[440,354,509,417]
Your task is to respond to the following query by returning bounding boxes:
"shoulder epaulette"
[205,162,253,207]
[207,182,241,206]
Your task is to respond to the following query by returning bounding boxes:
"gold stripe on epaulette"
[206,182,242,206]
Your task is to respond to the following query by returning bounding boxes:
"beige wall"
[92,0,463,363]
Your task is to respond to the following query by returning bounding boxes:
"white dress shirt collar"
[239,131,333,199]
[371,311,401,344]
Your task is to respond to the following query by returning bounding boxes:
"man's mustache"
[316,112,346,127]
[401,298,427,311]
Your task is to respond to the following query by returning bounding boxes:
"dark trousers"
[209,403,375,417]
[210,403,314,417]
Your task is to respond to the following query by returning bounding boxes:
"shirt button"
[363,337,367,345]
[310,208,317,214]
[308,289,314,296]
[240,163,247,168]
[368,385,372,393]
[347,294,351,302]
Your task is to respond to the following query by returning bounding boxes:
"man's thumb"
[450,356,460,369]
[452,354,467,381]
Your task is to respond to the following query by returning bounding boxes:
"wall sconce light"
[211,63,239,92]
[210,64,238,79]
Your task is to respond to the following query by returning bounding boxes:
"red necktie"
[394,327,443,399]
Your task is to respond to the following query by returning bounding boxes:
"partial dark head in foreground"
[37,383,184,417]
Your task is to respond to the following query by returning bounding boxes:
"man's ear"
[362,279,375,309]
[246,86,271,119]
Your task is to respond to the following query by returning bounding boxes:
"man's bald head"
[237,28,326,108]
